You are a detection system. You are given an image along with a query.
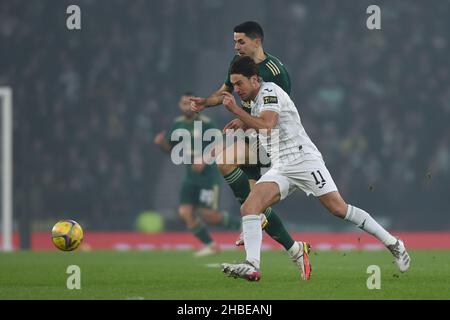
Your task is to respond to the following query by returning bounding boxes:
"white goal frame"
[0,87,13,252]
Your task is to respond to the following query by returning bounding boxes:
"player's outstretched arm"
[154,131,172,153]
[190,84,232,112]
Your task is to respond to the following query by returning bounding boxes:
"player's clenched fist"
[190,97,207,112]
[222,92,239,114]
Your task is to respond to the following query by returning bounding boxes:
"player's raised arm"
[190,83,232,112]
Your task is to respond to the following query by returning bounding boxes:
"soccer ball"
[51,220,84,251]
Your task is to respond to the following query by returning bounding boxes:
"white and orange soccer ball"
[51,220,84,251]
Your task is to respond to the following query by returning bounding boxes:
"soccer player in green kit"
[191,21,312,279]
[155,92,241,257]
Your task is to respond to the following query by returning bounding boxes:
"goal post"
[0,87,13,252]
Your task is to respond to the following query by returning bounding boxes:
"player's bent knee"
[240,201,263,217]
[199,209,220,224]
[178,207,194,222]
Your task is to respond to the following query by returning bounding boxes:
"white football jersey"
[250,81,323,167]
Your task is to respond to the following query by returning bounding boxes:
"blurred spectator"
[1,0,449,230]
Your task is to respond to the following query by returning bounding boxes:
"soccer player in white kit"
[220,56,410,282]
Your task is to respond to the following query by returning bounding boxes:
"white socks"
[242,214,262,269]
[345,205,397,246]
[242,206,396,269]
[287,241,300,257]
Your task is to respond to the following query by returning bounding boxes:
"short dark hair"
[233,21,264,42]
[182,91,195,96]
[230,56,259,78]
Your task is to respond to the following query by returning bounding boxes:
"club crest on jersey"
[264,96,278,104]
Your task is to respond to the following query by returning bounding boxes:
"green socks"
[190,223,213,245]
[223,168,251,204]
[263,207,295,250]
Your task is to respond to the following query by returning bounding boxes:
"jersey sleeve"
[259,86,281,114]
[275,71,291,95]
[262,54,292,95]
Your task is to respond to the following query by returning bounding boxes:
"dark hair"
[230,56,259,78]
[182,91,195,96]
[233,21,264,42]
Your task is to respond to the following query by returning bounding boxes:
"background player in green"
[154,92,241,257]
[191,21,311,275]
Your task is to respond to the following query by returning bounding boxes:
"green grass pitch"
[0,249,449,299]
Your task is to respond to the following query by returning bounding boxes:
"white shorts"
[257,156,338,200]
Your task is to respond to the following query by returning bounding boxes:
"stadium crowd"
[1,0,449,230]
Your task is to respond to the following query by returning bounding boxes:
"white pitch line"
[205,263,221,268]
